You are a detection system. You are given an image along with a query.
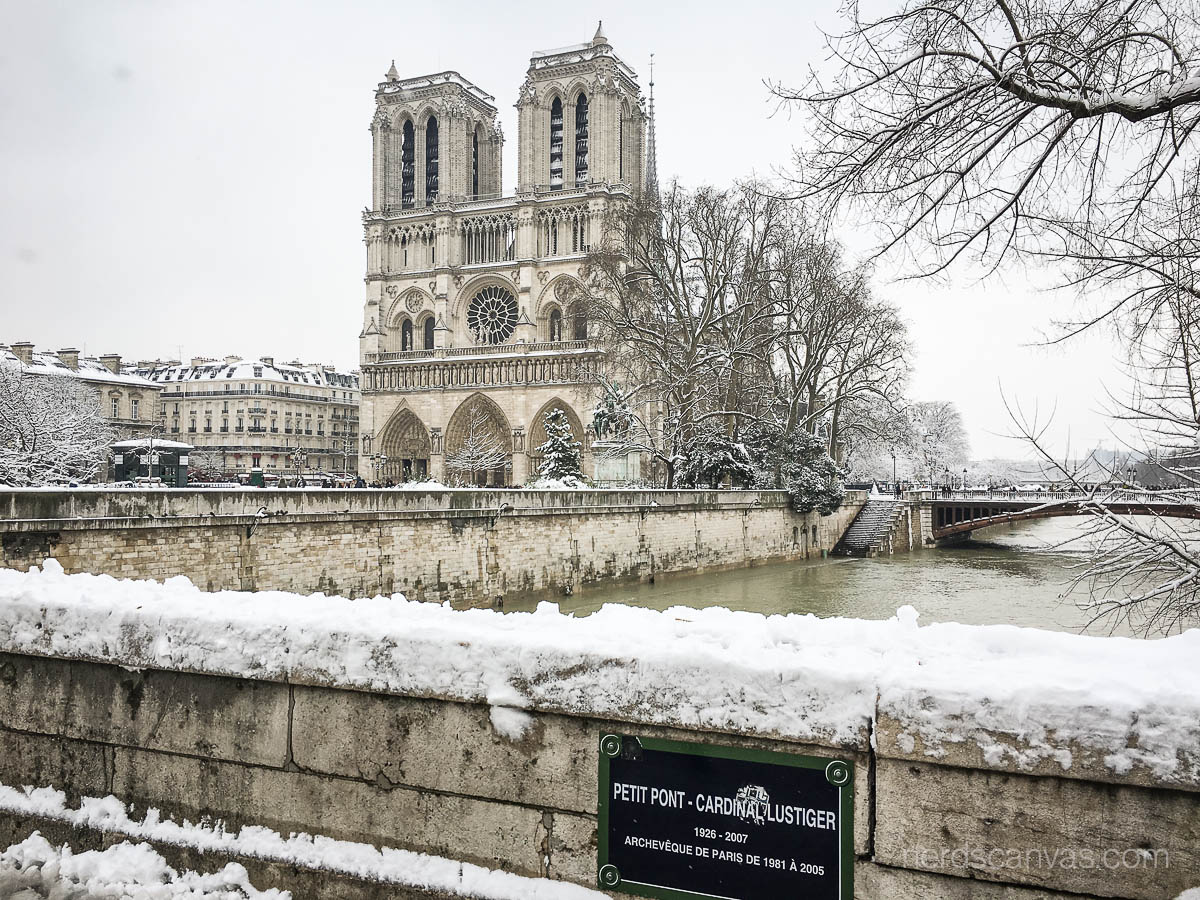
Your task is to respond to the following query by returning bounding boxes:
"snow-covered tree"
[677,426,756,488]
[751,427,844,514]
[536,407,583,481]
[0,366,114,486]
[445,402,510,485]
[907,401,971,486]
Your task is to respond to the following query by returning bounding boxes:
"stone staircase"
[834,498,902,556]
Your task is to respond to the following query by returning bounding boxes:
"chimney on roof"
[260,356,274,367]
[10,342,34,366]
[57,348,80,370]
[224,355,240,364]
[99,353,122,375]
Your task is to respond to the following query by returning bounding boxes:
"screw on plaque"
[620,736,643,761]
[600,734,622,757]
[598,864,621,887]
[825,760,851,786]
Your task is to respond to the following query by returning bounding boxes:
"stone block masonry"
[0,488,864,605]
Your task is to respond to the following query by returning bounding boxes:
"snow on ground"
[0,561,1197,782]
[0,785,607,900]
[0,831,284,899]
[521,477,591,490]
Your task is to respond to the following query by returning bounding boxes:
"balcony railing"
[365,339,591,365]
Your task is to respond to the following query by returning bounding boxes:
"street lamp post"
[889,447,897,496]
[142,424,166,483]
[289,446,308,485]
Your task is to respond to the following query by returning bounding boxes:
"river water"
[507,519,1149,638]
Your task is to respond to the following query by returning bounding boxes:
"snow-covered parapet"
[0,561,1197,789]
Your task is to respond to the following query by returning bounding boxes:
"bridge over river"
[836,489,1200,556]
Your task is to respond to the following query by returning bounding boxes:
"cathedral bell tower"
[370,67,503,210]
[516,22,646,194]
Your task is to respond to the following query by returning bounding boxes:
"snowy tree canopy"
[0,366,114,486]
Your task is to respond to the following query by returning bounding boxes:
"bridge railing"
[916,489,1184,504]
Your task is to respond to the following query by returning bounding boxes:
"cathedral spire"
[385,60,399,83]
[592,20,608,46]
[646,53,659,201]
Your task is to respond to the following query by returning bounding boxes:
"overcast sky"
[0,0,1128,458]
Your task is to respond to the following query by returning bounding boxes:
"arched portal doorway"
[378,406,431,483]
[527,399,586,477]
[444,393,513,486]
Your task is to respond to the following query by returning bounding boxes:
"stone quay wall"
[0,488,864,605]
[0,648,1194,900]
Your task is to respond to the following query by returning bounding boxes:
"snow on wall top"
[0,560,1197,788]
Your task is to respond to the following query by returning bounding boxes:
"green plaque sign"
[598,733,854,900]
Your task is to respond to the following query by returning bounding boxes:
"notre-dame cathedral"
[357,24,650,484]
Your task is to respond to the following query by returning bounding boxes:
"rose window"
[467,286,518,345]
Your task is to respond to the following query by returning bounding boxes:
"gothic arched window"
[549,97,564,190]
[423,316,435,350]
[401,121,415,209]
[425,115,439,205]
[574,93,589,184]
[549,308,562,342]
[401,319,413,351]
[571,305,587,341]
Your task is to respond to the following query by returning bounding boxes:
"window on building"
[574,93,589,184]
[549,309,562,341]
[425,116,439,204]
[111,398,119,418]
[423,316,435,350]
[131,399,139,419]
[401,120,415,208]
[572,305,588,341]
[189,418,196,432]
[401,319,413,351]
[472,128,479,198]
[549,97,564,189]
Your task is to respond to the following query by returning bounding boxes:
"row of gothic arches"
[374,394,586,485]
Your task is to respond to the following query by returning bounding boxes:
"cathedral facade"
[358,25,647,484]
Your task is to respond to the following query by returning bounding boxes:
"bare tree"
[0,366,115,486]
[775,0,1200,273]
[582,183,779,487]
[444,402,510,486]
[583,182,910,489]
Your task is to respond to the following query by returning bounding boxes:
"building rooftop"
[1,344,160,390]
[376,70,496,108]
[135,357,360,391]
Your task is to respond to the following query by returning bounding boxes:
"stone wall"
[0,650,1193,899]
[0,488,864,605]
